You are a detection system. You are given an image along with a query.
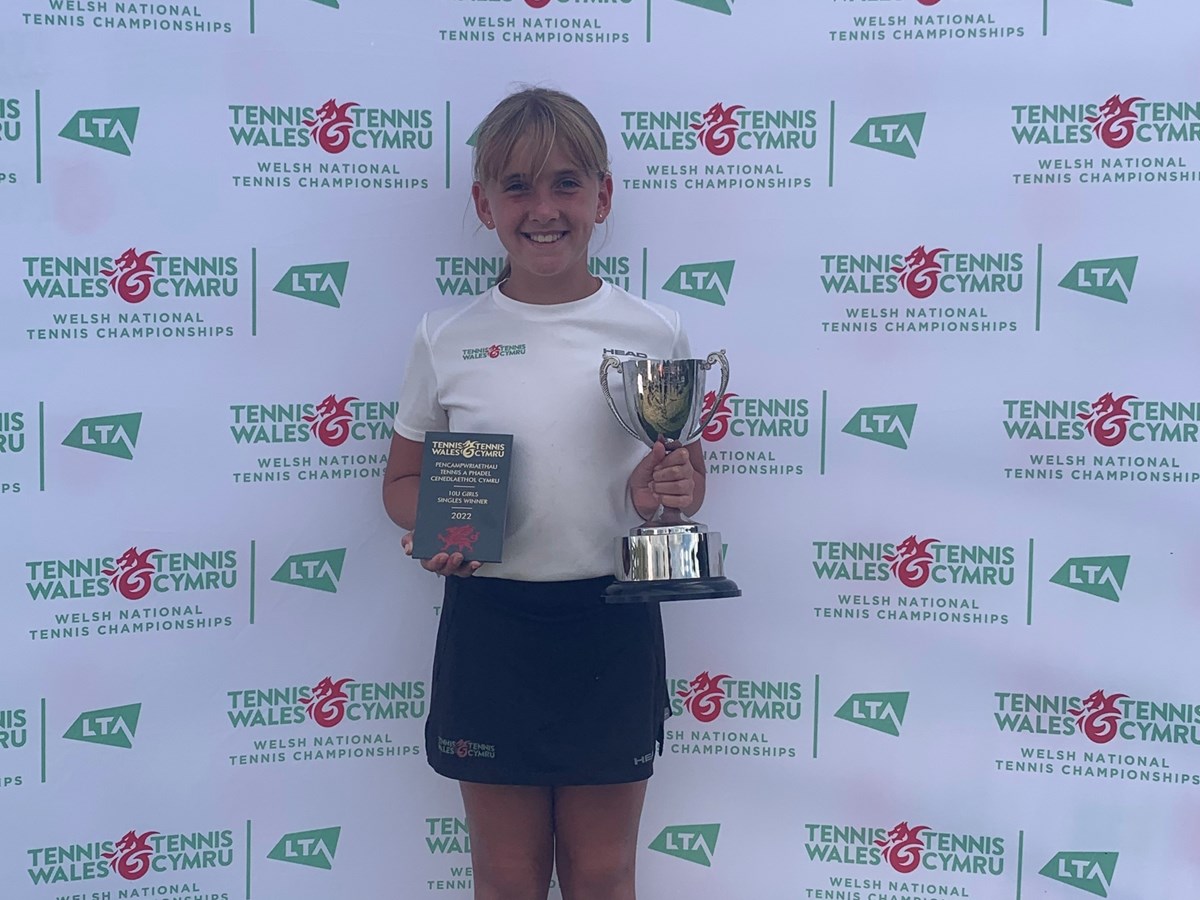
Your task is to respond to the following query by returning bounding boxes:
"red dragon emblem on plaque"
[303,676,354,728]
[102,830,159,881]
[1086,94,1144,150]
[102,546,161,601]
[691,102,746,157]
[303,394,359,447]
[438,525,480,554]
[101,248,160,304]
[1068,689,1129,744]
[678,671,732,724]
[1078,392,1136,447]
[883,536,940,589]
[891,245,948,300]
[875,822,930,874]
[303,98,359,154]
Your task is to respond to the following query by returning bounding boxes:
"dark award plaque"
[411,432,513,563]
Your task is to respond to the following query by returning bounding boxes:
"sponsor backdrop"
[3,1,1198,898]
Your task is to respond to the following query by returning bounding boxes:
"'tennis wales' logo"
[1012,95,1200,148]
[803,822,1005,875]
[229,100,434,151]
[822,247,1024,298]
[621,103,818,153]
[23,251,239,302]
[229,397,396,445]
[26,548,238,600]
[995,690,1200,746]
[1003,395,1199,446]
[813,539,1016,587]
[27,829,234,885]
[671,672,802,722]
[227,678,426,727]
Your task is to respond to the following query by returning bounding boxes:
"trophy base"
[604,576,742,604]
[603,524,741,604]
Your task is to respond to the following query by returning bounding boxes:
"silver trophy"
[599,350,741,603]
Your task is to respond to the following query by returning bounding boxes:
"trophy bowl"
[599,350,741,603]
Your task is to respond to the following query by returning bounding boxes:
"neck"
[500,269,602,306]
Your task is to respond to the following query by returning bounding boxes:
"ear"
[472,182,494,229]
[595,172,614,224]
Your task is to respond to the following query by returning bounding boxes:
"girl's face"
[473,139,612,300]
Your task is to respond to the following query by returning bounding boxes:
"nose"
[528,185,558,222]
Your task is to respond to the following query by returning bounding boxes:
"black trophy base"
[603,576,742,604]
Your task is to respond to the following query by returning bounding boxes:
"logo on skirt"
[438,737,496,759]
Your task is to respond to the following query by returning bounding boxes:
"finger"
[652,462,692,481]
[401,533,414,555]
[420,553,448,573]
[651,440,668,463]
[659,492,692,509]
[652,479,693,496]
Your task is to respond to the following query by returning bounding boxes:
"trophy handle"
[600,355,642,442]
[686,349,730,443]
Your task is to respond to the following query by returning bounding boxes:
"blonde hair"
[472,88,610,284]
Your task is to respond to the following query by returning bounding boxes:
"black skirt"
[425,574,669,786]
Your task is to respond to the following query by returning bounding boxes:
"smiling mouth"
[522,231,566,244]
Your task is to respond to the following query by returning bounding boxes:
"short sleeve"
[392,315,448,441]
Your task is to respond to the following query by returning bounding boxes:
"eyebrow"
[500,167,584,181]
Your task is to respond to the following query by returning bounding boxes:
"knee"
[558,842,637,894]
[473,854,552,900]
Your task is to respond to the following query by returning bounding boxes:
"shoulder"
[603,285,683,334]
[421,292,493,346]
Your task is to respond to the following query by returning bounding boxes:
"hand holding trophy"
[599,350,741,603]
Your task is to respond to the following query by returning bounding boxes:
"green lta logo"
[850,113,925,159]
[59,107,139,156]
[63,704,141,749]
[842,404,917,449]
[662,261,735,305]
[834,692,908,737]
[62,413,142,460]
[271,549,346,593]
[673,0,734,13]
[649,824,720,867]
[1050,556,1129,603]
[273,262,349,308]
[1039,851,1118,897]
[1059,257,1137,304]
[307,0,340,7]
[268,827,341,870]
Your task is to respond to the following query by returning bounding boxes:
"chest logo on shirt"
[461,343,526,361]
[603,347,648,359]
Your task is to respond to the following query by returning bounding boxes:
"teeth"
[526,233,563,243]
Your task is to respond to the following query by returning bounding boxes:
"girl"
[383,87,707,900]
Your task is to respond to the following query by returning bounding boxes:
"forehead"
[495,137,586,180]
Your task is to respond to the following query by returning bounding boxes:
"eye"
[556,177,582,191]
[503,180,528,193]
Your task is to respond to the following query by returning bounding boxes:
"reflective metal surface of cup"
[599,350,741,603]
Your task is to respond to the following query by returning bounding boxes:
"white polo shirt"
[393,282,691,581]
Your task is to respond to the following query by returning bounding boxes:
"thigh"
[553,782,648,897]
[460,782,555,899]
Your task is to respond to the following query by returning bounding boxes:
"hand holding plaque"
[599,351,741,603]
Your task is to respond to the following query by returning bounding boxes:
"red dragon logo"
[691,102,745,156]
[303,99,359,154]
[102,547,161,601]
[303,676,354,728]
[875,822,930,874]
[1086,95,1144,150]
[678,671,731,724]
[102,830,159,881]
[525,0,552,6]
[883,536,939,589]
[486,344,502,359]
[101,248,159,304]
[701,390,738,442]
[1069,689,1129,744]
[1078,392,1136,447]
[455,739,470,758]
[303,394,359,447]
[891,246,948,300]
[438,525,480,554]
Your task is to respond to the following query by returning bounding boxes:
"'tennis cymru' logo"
[229,396,396,445]
[0,411,25,454]
[229,100,434,151]
[671,672,802,722]
[803,822,1005,876]
[1003,396,1200,446]
[23,251,240,302]
[1,98,20,143]
[1012,96,1200,148]
[227,677,427,727]
[702,392,808,441]
[25,548,238,601]
[995,690,1200,746]
[812,538,1016,588]
[27,829,234,885]
[1,707,28,750]
[821,248,1024,298]
[621,103,818,153]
